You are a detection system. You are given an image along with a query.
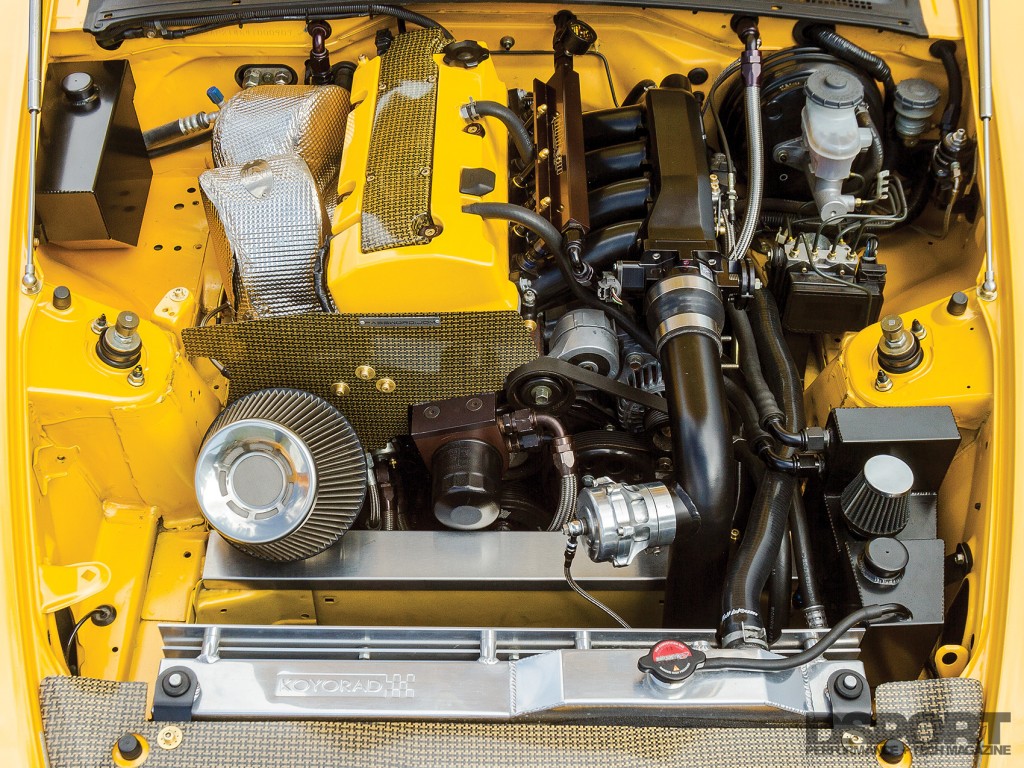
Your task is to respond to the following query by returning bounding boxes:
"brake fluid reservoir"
[801,66,872,219]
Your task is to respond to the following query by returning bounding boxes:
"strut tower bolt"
[127,366,145,387]
[874,369,893,392]
[910,318,927,339]
[91,313,108,334]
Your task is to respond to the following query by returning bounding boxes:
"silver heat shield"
[200,155,329,318]
[201,85,349,318]
[211,84,349,214]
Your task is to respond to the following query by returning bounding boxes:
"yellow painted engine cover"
[327,42,520,313]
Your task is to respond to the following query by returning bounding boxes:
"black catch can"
[36,60,152,247]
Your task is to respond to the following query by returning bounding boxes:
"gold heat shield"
[182,312,538,449]
[360,28,449,252]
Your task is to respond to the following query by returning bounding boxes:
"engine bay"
[22,0,998,730]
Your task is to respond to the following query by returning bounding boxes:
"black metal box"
[36,60,151,247]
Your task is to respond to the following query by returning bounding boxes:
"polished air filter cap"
[196,388,367,561]
[840,454,914,538]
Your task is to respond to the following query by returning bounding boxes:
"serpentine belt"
[505,357,668,413]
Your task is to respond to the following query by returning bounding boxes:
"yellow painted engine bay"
[15,0,1008,739]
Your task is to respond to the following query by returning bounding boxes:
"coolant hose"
[790,488,827,628]
[766,523,793,645]
[622,79,656,107]
[465,100,534,164]
[726,304,782,425]
[719,289,809,646]
[747,287,827,629]
[748,290,805,430]
[462,203,657,355]
[720,469,795,648]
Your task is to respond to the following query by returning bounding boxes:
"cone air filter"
[840,454,914,538]
[195,388,367,561]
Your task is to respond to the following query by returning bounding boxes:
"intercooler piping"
[646,272,736,628]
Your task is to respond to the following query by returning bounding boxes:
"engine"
[24,0,994,734]
[183,11,957,679]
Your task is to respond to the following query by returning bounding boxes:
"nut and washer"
[331,381,351,396]
[355,365,376,380]
[376,377,396,393]
[157,725,183,751]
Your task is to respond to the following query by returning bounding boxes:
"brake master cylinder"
[799,66,873,220]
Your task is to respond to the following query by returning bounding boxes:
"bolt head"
[331,381,351,396]
[355,365,376,380]
[424,405,441,419]
[529,384,553,406]
[376,377,396,393]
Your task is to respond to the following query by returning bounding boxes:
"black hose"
[857,108,884,185]
[703,603,910,671]
[719,288,807,646]
[766,526,793,644]
[661,332,736,626]
[726,304,782,426]
[803,24,895,105]
[748,290,805,432]
[147,130,211,158]
[622,79,656,107]
[790,488,827,628]
[533,220,641,307]
[582,106,646,149]
[463,203,657,355]
[143,120,190,148]
[722,375,769,447]
[469,100,534,164]
[720,469,795,647]
[930,41,963,134]
[588,177,651,229]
